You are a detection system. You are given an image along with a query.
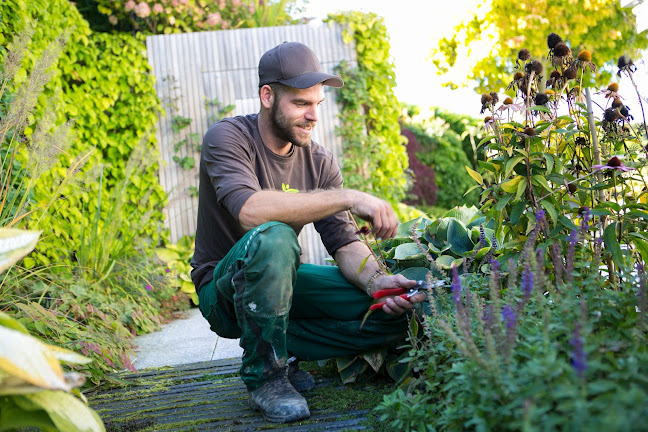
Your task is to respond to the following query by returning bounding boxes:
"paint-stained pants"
[197,222,410,390]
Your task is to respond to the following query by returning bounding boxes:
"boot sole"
[248,396,310,423]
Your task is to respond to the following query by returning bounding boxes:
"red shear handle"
[371,288,405,299]
[370,293,411,310]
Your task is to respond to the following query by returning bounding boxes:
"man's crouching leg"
[232,222,309,423]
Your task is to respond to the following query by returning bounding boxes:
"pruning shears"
[369,280,444,311]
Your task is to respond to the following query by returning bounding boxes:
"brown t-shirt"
[190,113,358,290]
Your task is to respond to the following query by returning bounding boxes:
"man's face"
[269,84,325,148]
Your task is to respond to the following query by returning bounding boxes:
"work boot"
[248,375,310,423]
[288,360,315,392]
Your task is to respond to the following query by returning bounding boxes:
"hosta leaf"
[16,391,105,432]
[394,243,428,260]
[447,219,473,255]
[442,206,480,225]
[397,267,432,281]
[0,229,41,274]
[362,347,387,373]
[395,216,433,238]
[436,255,459,269]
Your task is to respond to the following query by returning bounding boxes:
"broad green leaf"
[443,206,480,225]
[0,229,41,274]
[435,255,457,269]
[558,215,578,231]
[447,219,473,255]
[527,105,551,113]
[0,312,29,335]
[631,237,648,264]
[510,201,526,226]
[18,391,105,432]
[501,176,524,193]
[625,210,648,221]
[515,177,527,201]
[540,199,558,224]
[394,243,428,260]
[603,223,624,269]
[544,153,555,173]
[395,216,433,238]
[531,175,552,191]
[0,327,86,394]
[495,195,512,212]
[154,248,181,263]
[396,267,433,281]
[504,156,525,178]
[465,165,483,185]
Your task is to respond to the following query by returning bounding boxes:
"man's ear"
[259,85,274,109]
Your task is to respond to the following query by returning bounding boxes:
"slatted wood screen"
[146,22,356,265]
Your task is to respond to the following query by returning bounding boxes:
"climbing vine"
[326,12,410,207]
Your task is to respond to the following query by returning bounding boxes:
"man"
[191,41,425,423]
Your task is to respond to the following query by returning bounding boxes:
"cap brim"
[278,72,343,89]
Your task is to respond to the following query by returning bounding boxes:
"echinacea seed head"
[607,82,619,92]
[618,55,631,69]
[525,60,543,75]
[577,50,592,62]
[604,107,620,122]
[513,71,525,80]
[490,91,499,104]
[518,48,531,61]
[503,97,513,104]
[534,93,549,106]
[481,93,493,104]
[547,32,562,49]
[563,67,577,80]
[608,156,622,167]
[612,98,623,108]
[553,42,571,57]
[568,183,578,193]
[544,89,555,96]
[484,116,492,123]
[524,127,536,136]
[550,70,561,79]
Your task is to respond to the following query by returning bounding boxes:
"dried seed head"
[563,67,577,80]
[525,60,543,75]
[481,93,493,104]
[553,42,571,58]
[490,91,500,104]
[568,183,578,193]
[513,71,525,80]
[577,50,592,62]
[534,93,550,106]
[484,116,492,123]
[618,55,632,69]
[503,97,514,105]
[575,136,588,146]
[612,98,623,108]
[607,156,622,167]
[524,127,536,136]
[550,70,562,79]
[544,89,555,97]
[518,48,531,61]
[547,33,562,49]
[607,82,619,92]
[620,105,631,117]
[604,107,620,122]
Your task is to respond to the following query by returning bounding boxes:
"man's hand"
[348,192,399,240]
[371,274,426,315]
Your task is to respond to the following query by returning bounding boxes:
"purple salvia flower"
[501,304,516,329]
[482,303,493,324]
[521,263,534,297]
[535,209,546,222]
[568,229,578,245]
[490,257,500,272]
[452,265,462,304]
[570,322,587,378]
[479,224,486,247]
[580,206,591,232]
[491,233,498,250]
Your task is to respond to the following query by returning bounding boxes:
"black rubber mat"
[87,358,371,431]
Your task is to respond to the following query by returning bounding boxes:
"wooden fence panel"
[146,22,356,265]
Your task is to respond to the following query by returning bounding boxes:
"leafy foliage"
[91,0,305,35]
[432,0,648,93]
[403,120,480,209]
[327,11,410,208]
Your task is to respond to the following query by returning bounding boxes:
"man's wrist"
[365,269,388,296]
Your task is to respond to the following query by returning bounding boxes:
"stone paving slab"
[132,308,244,370]
[88,358,371,432]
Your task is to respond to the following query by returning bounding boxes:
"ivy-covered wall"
[327,12,410,207]
[0,0,167,267]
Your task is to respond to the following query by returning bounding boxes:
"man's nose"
[305,105,318,122]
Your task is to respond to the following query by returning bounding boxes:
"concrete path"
[131,307,243,370]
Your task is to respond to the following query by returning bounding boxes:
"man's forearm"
[334,241,384,293]
[238,189,357,231]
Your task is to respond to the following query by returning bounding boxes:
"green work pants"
[198,222,409,390]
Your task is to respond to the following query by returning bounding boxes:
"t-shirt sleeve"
[201,120,259,220]
[313,154,359,256]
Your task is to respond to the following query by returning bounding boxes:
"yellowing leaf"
[20,391,106,432]
[465,165,483,185]
[0,228,41,274]
[501,176,524,193]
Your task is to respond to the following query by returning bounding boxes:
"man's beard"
[269,102,313,148]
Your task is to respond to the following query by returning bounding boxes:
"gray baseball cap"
[258,42,344,89]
